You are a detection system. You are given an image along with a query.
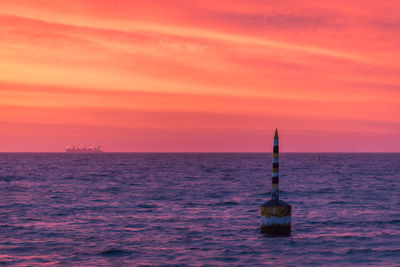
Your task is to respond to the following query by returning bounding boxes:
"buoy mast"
[272,129,279,201]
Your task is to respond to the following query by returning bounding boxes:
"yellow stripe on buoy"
[260,205,291,217]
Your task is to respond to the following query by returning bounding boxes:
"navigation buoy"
[260,129,291,236]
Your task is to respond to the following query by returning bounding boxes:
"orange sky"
[0,0,399,152]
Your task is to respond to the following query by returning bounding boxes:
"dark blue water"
[0,153,399,266]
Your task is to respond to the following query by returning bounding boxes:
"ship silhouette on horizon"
[65,145,103,153]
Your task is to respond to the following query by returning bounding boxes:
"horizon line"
[1,151,399,154]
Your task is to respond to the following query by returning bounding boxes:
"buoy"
[259,128,291,236]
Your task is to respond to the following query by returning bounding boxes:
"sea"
[0,153,399,266]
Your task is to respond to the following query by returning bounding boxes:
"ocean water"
[0,153,399,266]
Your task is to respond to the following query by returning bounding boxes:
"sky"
[0,0,399,152]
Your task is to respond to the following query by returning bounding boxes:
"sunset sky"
[1,0,399,152]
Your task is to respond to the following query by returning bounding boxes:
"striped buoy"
[259,128,291,236]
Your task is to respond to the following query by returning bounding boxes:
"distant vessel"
[65,145,103,153]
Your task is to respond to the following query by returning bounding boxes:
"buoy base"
[260,223,291,236]
[260,199,291,236]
